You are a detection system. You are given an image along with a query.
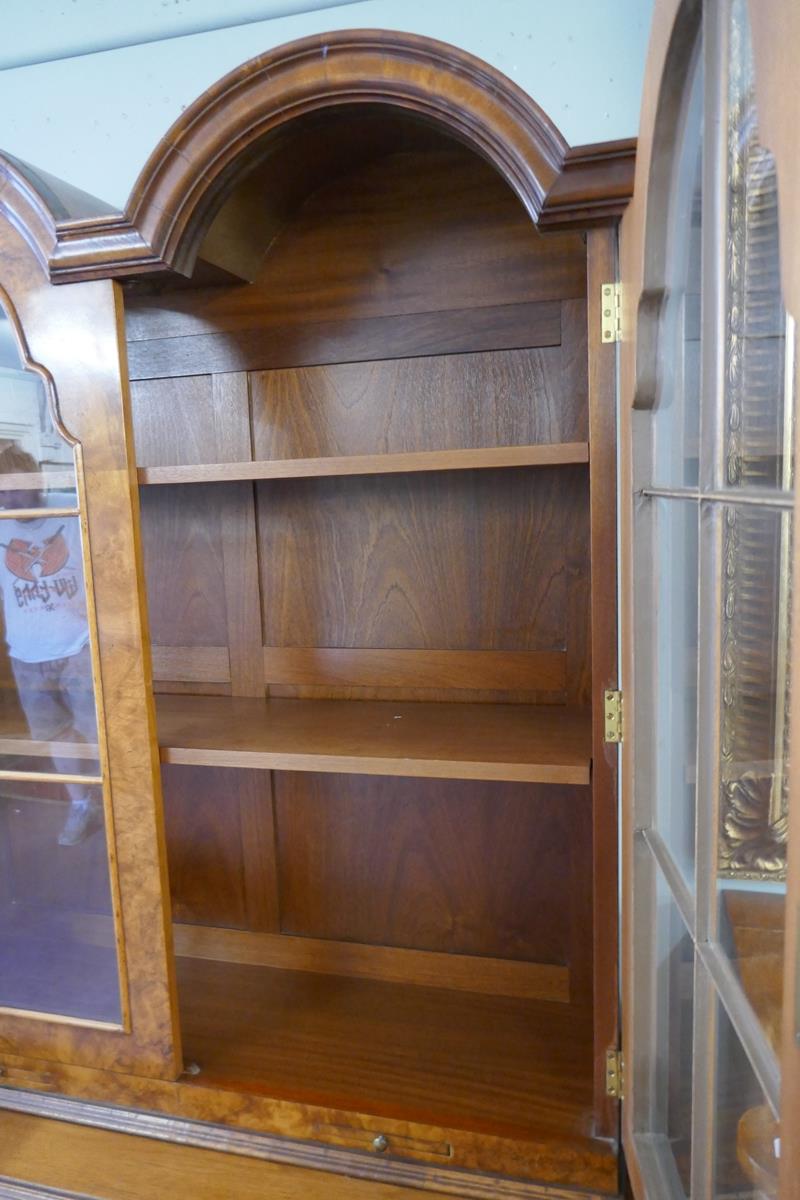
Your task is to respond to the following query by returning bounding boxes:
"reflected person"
[0,444,100,845]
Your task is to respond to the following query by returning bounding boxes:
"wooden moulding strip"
[136,442,590,486]
[0,737,99,760]
[0,768,102,785]
[262,647,567,693]
[151,644,231,684]
[172,925,570,1004]
[0,507,79,520]
[0,470,76,492]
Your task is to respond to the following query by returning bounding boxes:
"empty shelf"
[156,695,592,784]
[138,442,590,485]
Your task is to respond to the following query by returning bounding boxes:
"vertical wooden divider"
[211,372,281,934]
[239,770,282,933]
[586,226,621,1145]
[213,373,265,699]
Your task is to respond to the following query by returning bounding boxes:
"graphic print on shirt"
[4,525,69,581]
[2,526,79,610]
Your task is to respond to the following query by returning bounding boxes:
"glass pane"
[713,998,779,1199]
[0,309,77,506]
[651,44,703,489]
[651,498,699,885]
[721,0,795,493]
[0,514,100,782]
[638,849,695,1195]
[716,503,788,1051]
[0,781,121,1023]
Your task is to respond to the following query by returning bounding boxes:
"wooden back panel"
[127,130,594,1011]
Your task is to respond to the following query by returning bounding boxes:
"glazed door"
[0,207,181,1079]
[620,0,799,1197]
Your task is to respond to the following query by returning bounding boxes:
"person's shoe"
[58,797,103,846]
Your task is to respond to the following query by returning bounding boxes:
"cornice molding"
[0,31,636,285]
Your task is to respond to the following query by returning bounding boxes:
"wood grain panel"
[130,370,251,468]
[161,765,278,933]
[125,148,586,344]
[129,374,215,467]
[251,348,584,462]
[126,300,561,380]
[156,695,592,785]
[161,764,250,929]
[151,645,230,684]
[274,772,583,965]
[176,957,596,1146]
[258,467,587,654]
[139,484,229,648]
[173,924,570,1003]
[262,647,566,693]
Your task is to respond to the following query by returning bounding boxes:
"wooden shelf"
[176,956,607,1159]
[156,695,592,784]
[137,442,589,485]
[0,470,75,492]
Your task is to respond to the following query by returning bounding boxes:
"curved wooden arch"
[0,30,636,285]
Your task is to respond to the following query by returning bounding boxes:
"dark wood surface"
[126,300,562,380]
[176,955,597,1145]
[586,227,620,1140]
[257,467,587,657]
[249,348,587,459]
[274,772,583,963]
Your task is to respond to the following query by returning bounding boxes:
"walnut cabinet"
[0,13,796,1200]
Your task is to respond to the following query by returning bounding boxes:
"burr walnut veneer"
[0,31,626,1200]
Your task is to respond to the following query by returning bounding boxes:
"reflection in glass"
[716,503,788,1052]
[723,0,795,493]
[718,505,789,879]
[713,998,779,1199]
[0,312,76,507]
[652,866,694,1195]
[652,43,702,489]
[0,514,101,800]
[0,782,120,1023]
[653,499,699,885]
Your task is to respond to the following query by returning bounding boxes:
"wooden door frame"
[0,26,634,1145]
[0,211,181,1078]
[619,1,800,1197]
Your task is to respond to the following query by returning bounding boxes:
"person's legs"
[11,650,101,845]
[53,645,102,845]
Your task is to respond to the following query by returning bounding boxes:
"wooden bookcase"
[0,34,628,1200]
[120,109,616,1186]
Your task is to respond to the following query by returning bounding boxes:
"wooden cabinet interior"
[123,107,616,1191]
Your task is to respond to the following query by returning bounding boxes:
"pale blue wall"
[0,0,653,211]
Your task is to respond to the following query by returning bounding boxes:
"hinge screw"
[372,1134,389,1153]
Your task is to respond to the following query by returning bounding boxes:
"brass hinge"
[604,689,623,744]
[605,1048,624,1100]
[600,281,622,343]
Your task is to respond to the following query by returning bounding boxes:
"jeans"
[11,644,97,806]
